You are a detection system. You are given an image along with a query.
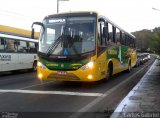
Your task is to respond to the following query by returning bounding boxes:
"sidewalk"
[111,58,160,118]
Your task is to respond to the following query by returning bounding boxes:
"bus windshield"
[39,15,96,56]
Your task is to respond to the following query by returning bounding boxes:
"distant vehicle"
[145,53,151,60]
[139,54,144,64]
[136,53,142,67]
[32,11,137,82]
[143,53,149,62]
[0,33,38,72]
[139,53,150,64]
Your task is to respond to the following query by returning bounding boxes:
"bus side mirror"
[31,28,35,39]
[31,22,45,39]
[31,22,45,31]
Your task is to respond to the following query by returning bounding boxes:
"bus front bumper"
[37,65,99,82]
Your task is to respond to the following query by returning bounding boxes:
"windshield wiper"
[46,36,63,57]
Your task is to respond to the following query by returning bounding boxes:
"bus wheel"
[105,63,113,81]
[33,61,37,71]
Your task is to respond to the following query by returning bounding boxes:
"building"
[0,25,39,39]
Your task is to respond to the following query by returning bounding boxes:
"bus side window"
[112,26,116,43]
[129,37,132,47]
[18,41,27,53]
[29,42,37,53]
[132,37,135,48]
[120,31,122,44]
[108,23,113,43]
[5,39,17,53]
[35,42,38,50]
[121,32,125,45]
[125,35,129,46]
[116,28,121,45]
[131,37,135,48]
[0,38,5,52]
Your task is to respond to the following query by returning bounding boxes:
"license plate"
[57,71,67,75]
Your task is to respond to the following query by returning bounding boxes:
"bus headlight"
[37,62,47,70]
[81,61,94,70]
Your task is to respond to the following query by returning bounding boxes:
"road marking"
[0,89,105,97]
[69,60,154,118]
[19,81,55,90]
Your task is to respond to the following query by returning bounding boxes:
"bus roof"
[98,15,136,39]
[0,33,38,43]
[44,11,97,19]
[43,11,135,39]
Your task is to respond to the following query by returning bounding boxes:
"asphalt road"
[0,57,155,118]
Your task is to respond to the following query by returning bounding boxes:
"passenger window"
[5,39,17,53]
[28,42,37,53]
[108,23,113,43]
[120,31,122,44]
[112,26,116,43]
[0,38,5,52]
[125,35,129,46]
[100,21,106,46]
[116,28,121,45]
[121,32,125,45]
[129,37,135,48]
[18,41,27,53]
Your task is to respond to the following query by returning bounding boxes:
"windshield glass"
[39,15,96,56]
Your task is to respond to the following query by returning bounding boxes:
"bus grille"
[47,73,80,80]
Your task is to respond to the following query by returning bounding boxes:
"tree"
[132,30,152,52]
[132,27,160,54]
[150,32,160,54]
[153,27,160,32]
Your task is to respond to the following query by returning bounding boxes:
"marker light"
[87,74,93,80]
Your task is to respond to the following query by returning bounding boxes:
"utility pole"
[57,0,59,13]
[57,0,69,13]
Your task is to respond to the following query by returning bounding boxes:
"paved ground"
[111,57,160,118]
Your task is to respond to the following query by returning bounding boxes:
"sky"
[0,0,160,32]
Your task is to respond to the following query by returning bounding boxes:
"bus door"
[17,41,37,69]
[17,40,31,69]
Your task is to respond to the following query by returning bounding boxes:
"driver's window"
[46,28,55,44]
[98,20,106,47]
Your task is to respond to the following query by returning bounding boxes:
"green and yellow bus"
[32,11,136,82]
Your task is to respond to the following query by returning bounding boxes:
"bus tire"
[106,62,113,81]
[33,61,37,72]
